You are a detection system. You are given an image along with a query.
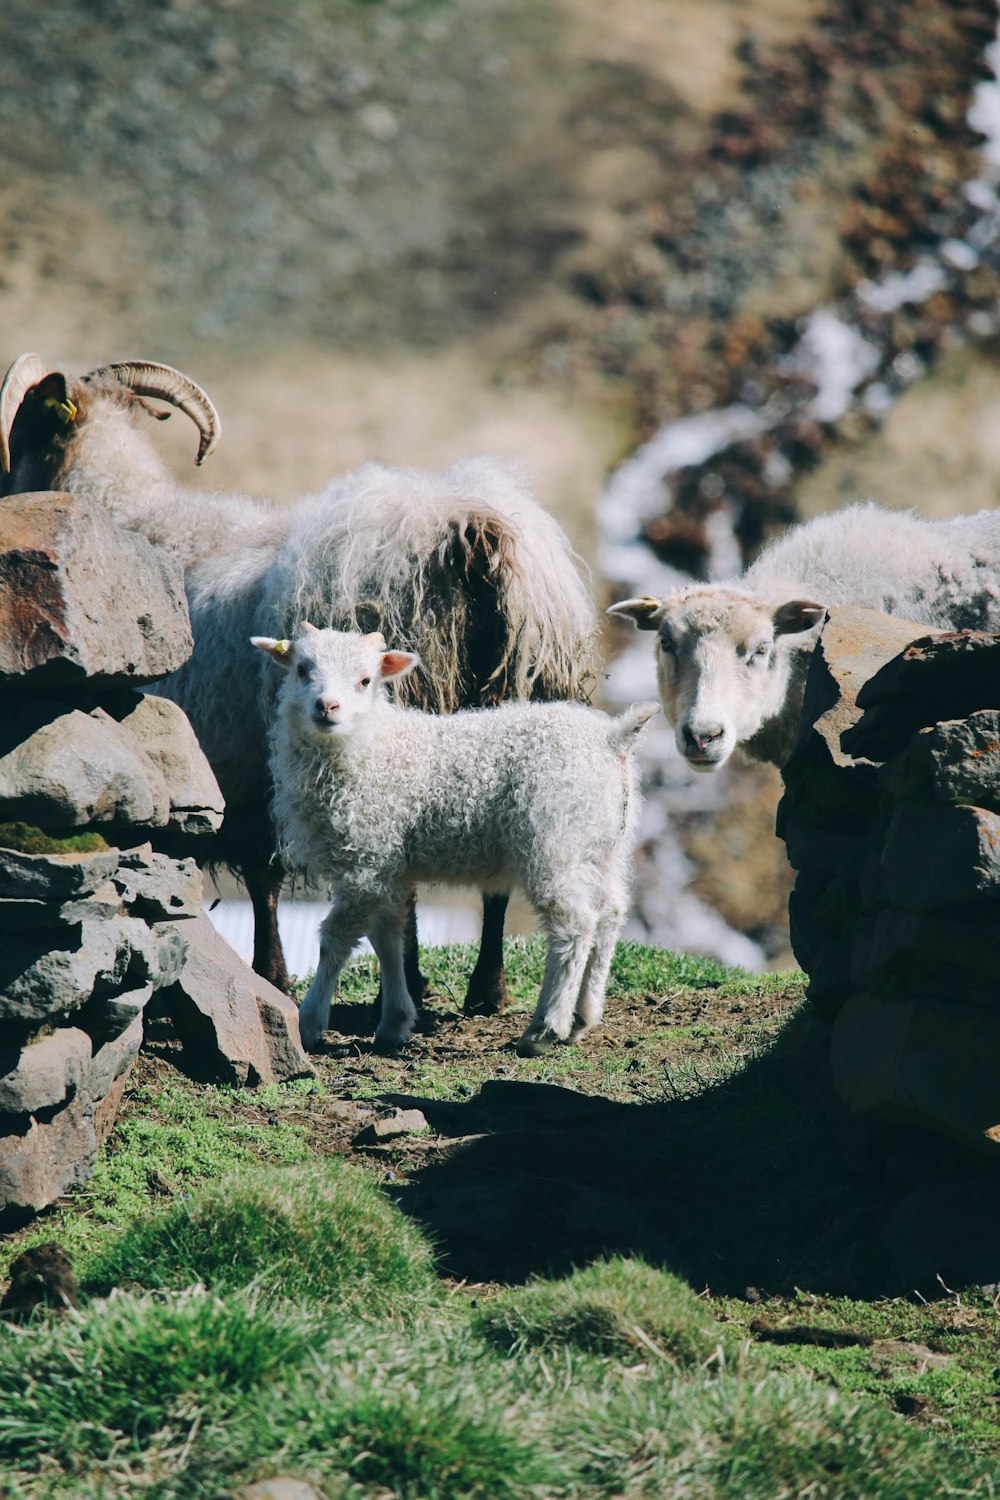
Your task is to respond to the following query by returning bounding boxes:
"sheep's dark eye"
[749,642,771,663]
[296,662,309,680]
[658,632,676,655]
[359,677,371,689]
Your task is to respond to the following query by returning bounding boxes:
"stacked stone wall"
[780,606,1000,1282]
[0,493,310,1224]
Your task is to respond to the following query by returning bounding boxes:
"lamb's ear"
[606,597,665,632]
[379,650,420,681]
[363,630,387,649]
[300,621,320,636]
[773,600,826,636]
[251,635,294,666]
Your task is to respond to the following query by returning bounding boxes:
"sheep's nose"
[315,696,340,717]
[683,723,724,754]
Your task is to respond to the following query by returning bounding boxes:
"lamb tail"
[608,701,659,751]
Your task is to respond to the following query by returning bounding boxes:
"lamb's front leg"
[368,904,419,1051]
[298,896,372,1050]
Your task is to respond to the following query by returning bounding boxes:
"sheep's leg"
[402,889,428,1005]
[368,905,419,1051]
[247,863,290,993]
[463,891,510,1015]
[515,903,597,1058]
[570,890,626,1041]
[297,897,371,1051]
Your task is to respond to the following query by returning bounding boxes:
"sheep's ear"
[606,597,664,632]
[379,650,420,681]
[773,600,826,636]
[300,621,320,636]
[362,630,386,649]
[251,635,294,666]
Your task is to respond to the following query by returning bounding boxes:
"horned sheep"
[609,501,1000,771]
[0,353,596,1004]
[255,625,657,1054]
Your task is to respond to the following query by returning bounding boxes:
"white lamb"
[608,502,1000,771]
[254,624,657,1054]
[0,353,596,1005]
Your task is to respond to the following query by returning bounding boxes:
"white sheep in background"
[254,625,657,1054]
[0,353,596,1004]
[608,501,1000,771]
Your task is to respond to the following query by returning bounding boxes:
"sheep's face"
[608,588,825,770]
[253,626,419,741]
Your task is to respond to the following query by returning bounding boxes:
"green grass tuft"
[477,1256,733,1368]
[0,1286,313,1469]
[86,1159,439,1316]
[0,822,109,854]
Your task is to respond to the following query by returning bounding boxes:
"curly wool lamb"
[255,625,657,1054]
[0,353,596,1003]
[609,502,1000,772]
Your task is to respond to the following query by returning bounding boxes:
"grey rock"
[885,710,1000,814]
[112,694,225,836]
[880,802,1000,910]
[0,1092,96,1220]
[83,982,153,1050]
[90,1008,145,1101]
[0,493,192,687]
[0,1028,92,1114]
[0,843,119,899]
[353,1108,430,1145]
[0,919,130,1027]
[148,922,191,991]
[235,1481,326,1500]
[830,990,1000,1154]
[0,880,124,931]
[847,631,1000,761]
[159,915,313,1086]
[115,844,203,920]
[851,906,1000,1002]
[0,699,170,828]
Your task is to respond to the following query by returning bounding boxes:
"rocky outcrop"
[0,495,311,1224]
[779,606,1000,1285]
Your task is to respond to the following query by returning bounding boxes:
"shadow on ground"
[383,1014,893,1296]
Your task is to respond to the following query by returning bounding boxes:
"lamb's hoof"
[515,1028,558,1058]
[463,970,509,1016]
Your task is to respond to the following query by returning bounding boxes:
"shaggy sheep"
[0,353,596,1001]
[255,625,656,1054]
[608,502,1000,771]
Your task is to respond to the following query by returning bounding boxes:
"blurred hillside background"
[3,0,999,970]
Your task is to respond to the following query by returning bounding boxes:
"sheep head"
[0,353,221,489]
[253,627,419,740]
[608,588,825,770]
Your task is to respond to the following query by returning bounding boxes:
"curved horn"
[0,352,50,473]
[87,360,221,465]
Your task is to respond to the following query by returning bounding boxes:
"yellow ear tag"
[43,397,78,425]
[275,639,292,655]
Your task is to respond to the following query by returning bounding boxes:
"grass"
[1,939,998,1498]
[0,821,109,854]
[86,1160,439,1316]
[475,1256,733,1367]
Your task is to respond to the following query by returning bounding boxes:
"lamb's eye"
[359,677,371,689]
[296,662,309,680]
[751,642,771,661]
[658,632,676,655]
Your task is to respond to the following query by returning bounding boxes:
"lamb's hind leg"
[368,904,419,1051]
[570,885,627,1042]
[515,901,597,1058]
[464,891,510,1015]
[297,896,371,1051]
